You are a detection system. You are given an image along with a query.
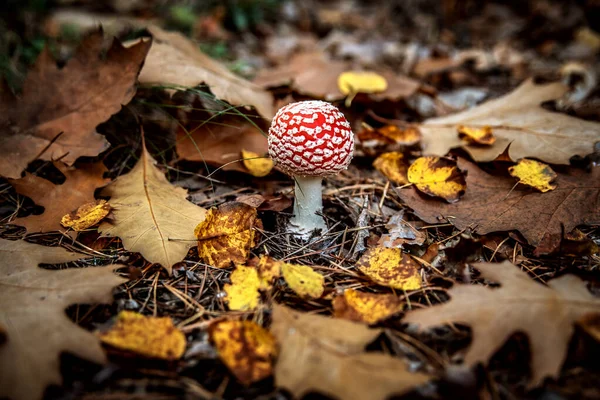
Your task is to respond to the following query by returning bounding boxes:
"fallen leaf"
[254,52,420,102]
[508,159,557,193]
[404,260,600,386]
[373,152,409,185]
[271,304,431,400]
[281,263,325,298]
[224,265,261,311]
[333,289,404,324]
[357,247,422,290]
[9,162,109,233]
[419,79,600,164]
[241,149,274,177]
[337,71,388,95]
[0,31,151,179]
[457,125,495,145]
[0,239,126,400]
[134,26,274,119]
[195,202,260,269]
[407,156,466,203]
[61,199,111,231]
[99,145,206,274]
[253,255,282,290]
[99,311,186,360]
[378,211,426,248]
[210,320,277,384]
[376,125,422,146]
[399,158,600,251]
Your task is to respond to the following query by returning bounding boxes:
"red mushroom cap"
[268,101,354,176]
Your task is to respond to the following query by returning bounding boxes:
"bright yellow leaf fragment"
[508,159,557,193]
[333,289,404,324]
[195,202,261,268]
[210,320,277,384]
[224,265,261,311]
[457,125,496,145]
[61,199,111,231]
[407,156,466,203]
[241,149,274,177]
[373,152,409,185]
[337,71,388,95]
[99,311,186,360]
[281,263,325,298]
[357,247,421,290]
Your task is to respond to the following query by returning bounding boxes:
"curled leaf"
[407,156,466,202]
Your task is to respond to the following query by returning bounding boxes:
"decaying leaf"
[419,79,600,164]
[99,145,206,274]
[376,125,422,146]
[0,31,151,179]
[404,261,600,386]
[195,202,260,268]
[457,125,495,145]
[373,152,409,185]
[281,263,325,298]
[378,211,426,248]
[0,239,127,400]
[99,311,186,360]
[224,265,261,311]
[509,159,557,192]
[9,162,109,234]
[333,289,404,324]
[241,149,274,177]
[271,304,431,400]
[210,320,277,385]
[399,158,600,252]
[357,247,422,290]
[337,71,388,95]
[134,26,274,119]
[61,199,111,231]
[253,255,283,290]
[407,156,467,203]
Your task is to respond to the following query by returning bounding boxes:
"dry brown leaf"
[399,158,600,252]
[271,304,431,400]
[0,239,127,400]
[419,79,600,164]
[99,145,206,274]
[0,31,150,179]
[135,26,274,119]
[404,260,600,387]
[9,162,109,234]
[254,52,420,102]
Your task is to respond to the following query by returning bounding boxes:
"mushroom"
[268,100,354,238]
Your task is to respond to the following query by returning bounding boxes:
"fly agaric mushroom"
[268,100,354,237]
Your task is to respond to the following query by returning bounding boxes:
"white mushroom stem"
[289,175,327,238]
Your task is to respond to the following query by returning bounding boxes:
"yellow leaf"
[377,125,421,146]
[241,149,274,177]
[254,255,282,290]
[357,247,421,290]
[224,265,261,311]
[333,289,404,324]
[195,202,260,268]
[373,152,409,185]
[281,263,325,298]
[508,159,557,193]
[407,156,466,202]
[99,311,186,360]
[337,71,388,95]
[61,199,111,231]
[210,320,277,384]
[457,125,496,145]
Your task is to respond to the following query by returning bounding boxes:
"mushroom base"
[289,175,327,239]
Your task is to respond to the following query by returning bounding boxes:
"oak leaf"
[419,79,600,164]
[0,239,127,400]
[399,158,600,252]
[0,31,151,178]
[99,145,206,274]
[403,261,600,386]
[271,304,431,400]
[9,162,109,234]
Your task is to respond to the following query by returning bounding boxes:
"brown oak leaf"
[0,31,151,178]
[399,159,600,252]
[404,261,600,386]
